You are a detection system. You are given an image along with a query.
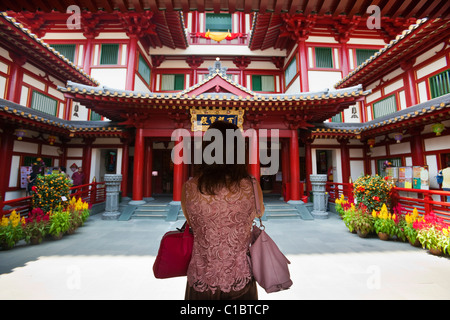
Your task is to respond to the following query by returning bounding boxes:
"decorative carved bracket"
[279,14,317,42]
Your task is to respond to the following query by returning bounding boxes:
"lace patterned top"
[184,177,257,294]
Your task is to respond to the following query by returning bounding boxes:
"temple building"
[0,1,449,217]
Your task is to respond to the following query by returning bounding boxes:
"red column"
[297,39,309,92]
[289,129,301,201]
[82,137,95,184]
[0,126,15,209]
[410,127,425,166]
[339,138,351,183]
[340,39,349,78]
[82,33,96,74]
[130,128,145,204]
[144,139,153,199]
[120,138,130,198]
[172,138,183,202]
[248,129,260,182]
[125,35,138,91]
[304,136,313,196]
[401,59,417,107]
[6,53,26,103]
[281,139,290,201]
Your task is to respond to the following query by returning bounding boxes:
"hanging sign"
[190,108,244,131]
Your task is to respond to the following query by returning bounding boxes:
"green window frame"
[252,75,275,92]
[90,110,102,121]
[51,44,76,62]
[373,94,397,119]
[331,112,342,122]
[205,13,232,32]
[355,49,378,66]
[315,47,333,69]
[161,74,185,91]
[30,90,58,116]
[429,69,450,99]
[284,57,297,86]
[138,54,151,85]
[100,44,119,65]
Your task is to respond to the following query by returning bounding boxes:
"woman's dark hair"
[31,164,40,173]
[196,120,249,195]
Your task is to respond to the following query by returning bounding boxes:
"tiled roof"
[335,18,449,89]
[312,93,450,137]
[0,98,122,135]
[0,12,99,86]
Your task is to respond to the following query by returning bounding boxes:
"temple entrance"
[152,141,174,195]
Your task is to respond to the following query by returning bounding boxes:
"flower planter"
[51,232,63,240]
[357,230,369,238]
[408,238,421,247]
[30,236,43,245]
[429,248,442,256]
[378,232,390,241]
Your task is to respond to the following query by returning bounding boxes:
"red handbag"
[153,222,194,279]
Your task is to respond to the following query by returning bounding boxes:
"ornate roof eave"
[311,93,450,139]
[335,17,450,89]
[0,12,99,86]
[0,98,125,138]
[58,80,371,122]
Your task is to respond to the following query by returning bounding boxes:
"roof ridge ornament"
[208,58,228,77]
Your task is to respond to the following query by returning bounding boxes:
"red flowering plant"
[23,207,49,245]
[353,175,394,213]
[414,212,449,255]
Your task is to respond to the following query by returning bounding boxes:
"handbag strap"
[250,175,264,228]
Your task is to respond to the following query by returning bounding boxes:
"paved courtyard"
[1,212,449,300]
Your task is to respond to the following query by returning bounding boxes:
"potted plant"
[48,206,71,240]
[335,194,351,219]
[354,175,394,213]
[414,212,449,256]
[0,210,25,250]
[32,173,71,213]
[372,204,396,240]
[417,226,448,256]
[404,208,421,247]
[23,207,49,245]
[342,204,357,233]
[354,210,374,238]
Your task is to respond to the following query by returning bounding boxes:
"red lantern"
[367,138,376,148]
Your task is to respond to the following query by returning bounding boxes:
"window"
[30,90,57,116]
[429,69,450,99]
[205,13,232,32]
[331,113,342,122]
[100,44,119,65]
[51,44,76,62]
[138,54,151,85]
[373,95,397,119]
[161,74,184,91]
[315,47,333,69]
[377,158,402,177]
[284,57,297,86]
[90,110,102,121]
[355,49,378,66]
[252,75,275,92]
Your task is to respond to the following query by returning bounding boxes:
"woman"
[26,164,41,195]
[181,121,264,300]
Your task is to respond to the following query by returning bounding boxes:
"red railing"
[326,182,354,203]
[0,182,106,218]
[327,181,450,225]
